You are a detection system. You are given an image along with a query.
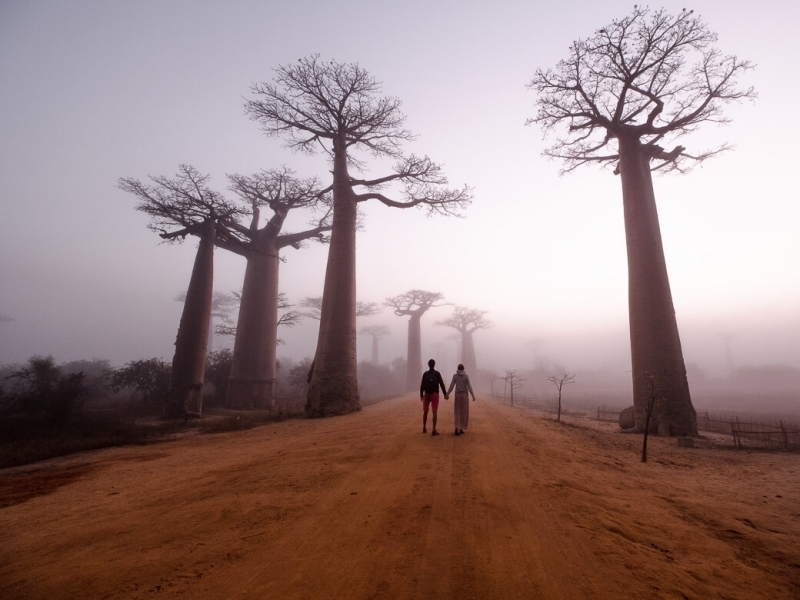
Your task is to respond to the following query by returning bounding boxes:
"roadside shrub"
[2,355,87,425]
[107,358,171,406]
[204,349,233,406]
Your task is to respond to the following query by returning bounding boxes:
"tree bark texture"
[306,137,361,416]
[168,218,215,417]
[226,239,280,409]
[405,315,422,392]
[618,135,697,436]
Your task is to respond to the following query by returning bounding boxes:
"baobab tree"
[437,306,493,377]
[359,325,391,365]
[547,372,575,423]
[214,293,303,344]
[527,7,754,436]
[221,168,332,409]
[300,297,381,381]
[119,165,243,417]
[384,290,446,391]
[245,55,472,416]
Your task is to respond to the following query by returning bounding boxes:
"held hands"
[444,395,449,400]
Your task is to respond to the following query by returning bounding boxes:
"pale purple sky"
[1,0,798,376]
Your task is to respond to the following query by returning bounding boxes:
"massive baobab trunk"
[307,136,360,416]
[406,314,422,391]
[226,239,280,409]
[387,291,444,392]
[618,135,697,436]
[168,218,215,417]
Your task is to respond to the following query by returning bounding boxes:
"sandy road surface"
[2,395,799,599]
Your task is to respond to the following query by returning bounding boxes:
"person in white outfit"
[446,363,475,436]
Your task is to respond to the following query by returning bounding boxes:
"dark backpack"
[422,370,440,393]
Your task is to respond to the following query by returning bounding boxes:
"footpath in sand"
[1,395,799,599]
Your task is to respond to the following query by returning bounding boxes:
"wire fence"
[271,399,304,419]
[596,407,622,422]
[564,405,800,452]
[697,411,800,451]
[494,394,800,452]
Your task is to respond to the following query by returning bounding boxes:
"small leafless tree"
[359,325,391,365]
[547,372,576,422]
[641,371,660,463]
[527,7,754,437]
[246,55,472,417]
[437,306,493,377]
[503,370,527,407]
[385,290,447,391]
[490,373,505,399]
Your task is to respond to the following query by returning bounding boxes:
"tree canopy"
[527,7,755,173]
[119,165,244,242]
[438,307,493,334]
[245,55,473,215]
[385,290,446,317]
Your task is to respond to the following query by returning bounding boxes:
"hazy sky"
[1,0,798,376]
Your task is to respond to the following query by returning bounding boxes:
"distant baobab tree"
[547,372,575,422]
[222,168,331,409]
[437,306,492,377]
[215,293,303,345]
[119,165,243,417]
[527,7,755,436]
[446,333,462,367]
[384,290,446,391]
[359,325,391,365]
[301,297,381,380]
[299,297,381,321]
[504,370,526,407]
[245,55,472,417]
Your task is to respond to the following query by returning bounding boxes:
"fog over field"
[1,1,798,411]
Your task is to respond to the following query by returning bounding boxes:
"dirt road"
[2,395,799,599]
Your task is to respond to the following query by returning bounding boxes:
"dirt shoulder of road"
[1,395,799,599]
